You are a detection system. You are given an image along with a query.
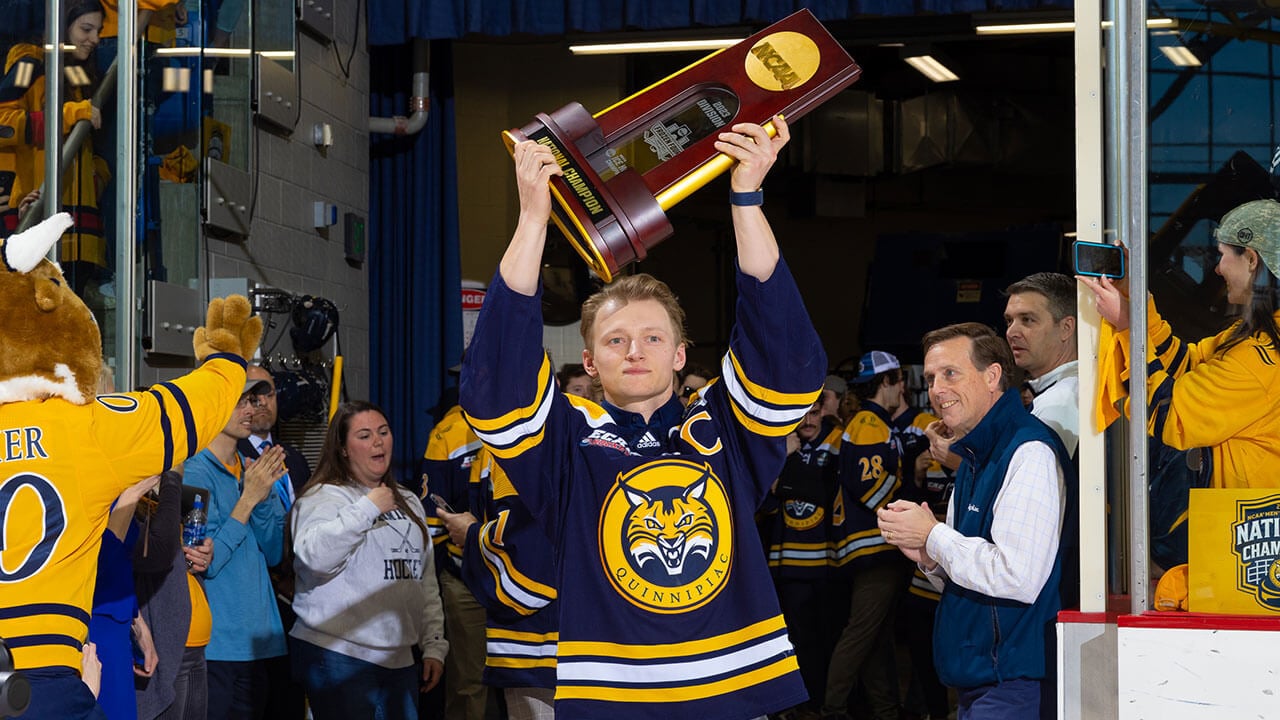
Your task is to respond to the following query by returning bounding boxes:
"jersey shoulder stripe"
[466,357,555,459]
[721,351,818,437]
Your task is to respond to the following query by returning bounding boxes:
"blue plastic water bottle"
[183,494,207,547]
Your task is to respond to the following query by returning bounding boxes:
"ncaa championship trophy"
[504,9,862,281]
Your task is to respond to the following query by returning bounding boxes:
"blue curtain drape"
[369,0,1071,44]
[368,40,462,485]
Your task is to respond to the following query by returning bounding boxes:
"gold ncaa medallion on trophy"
[504,9,862,281]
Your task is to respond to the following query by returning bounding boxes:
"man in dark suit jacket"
[238,365,311,502]
[236,364,311,719]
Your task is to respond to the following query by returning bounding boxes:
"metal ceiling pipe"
[369,38,429,136]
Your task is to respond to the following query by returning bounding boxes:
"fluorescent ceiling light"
[1159,44,1201,67]
[154,48,295,59]
[975,17,1177,35]
[569,38,741,55]
[156,47,250,57]
[975,21,1076,35]
[904,54,959,83]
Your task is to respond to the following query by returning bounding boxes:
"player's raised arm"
[499,140,563,296]
[715,114,789,282]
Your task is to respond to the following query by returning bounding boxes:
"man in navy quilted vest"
[875,322,1076,720]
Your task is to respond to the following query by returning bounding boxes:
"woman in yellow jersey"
[135,470,214,720]
[1081,199,1280,489]
[0,0,108,297]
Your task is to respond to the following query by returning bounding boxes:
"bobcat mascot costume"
[0,214,262,718]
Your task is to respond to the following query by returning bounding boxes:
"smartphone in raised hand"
[429,493,455,514]
[1073,240,1126,279]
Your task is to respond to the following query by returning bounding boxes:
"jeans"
[206,658,270,720]
[156,646,207,720]
[956,679,1042,720]
[291,638,419,720]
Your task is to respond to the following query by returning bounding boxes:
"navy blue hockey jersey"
[830,401,902,572]
[761,420,842,581]
[461,261,825,720]
[461,446,557,690]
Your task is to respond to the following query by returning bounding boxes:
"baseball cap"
[1215,199,1280,279]
[1154,563,1189,612]
[823,374,848,396]
[851,351,900,384]
[242,378,271,396]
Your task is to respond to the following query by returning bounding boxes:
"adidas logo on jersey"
[635,431,660,450]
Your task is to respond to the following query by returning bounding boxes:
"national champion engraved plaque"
[504,8,862,281]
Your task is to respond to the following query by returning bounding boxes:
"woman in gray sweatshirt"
[290,401,448,719]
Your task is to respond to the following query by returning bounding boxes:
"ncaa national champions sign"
[1189,489,1280,615]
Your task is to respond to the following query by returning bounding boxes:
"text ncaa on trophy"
[503,9,862,281]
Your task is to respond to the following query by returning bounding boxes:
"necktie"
[261,441,294,510]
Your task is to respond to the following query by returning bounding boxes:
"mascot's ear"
[193,295,264,363]
[1,213,74,273]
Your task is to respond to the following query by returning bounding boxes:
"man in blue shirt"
[186,378,290,720]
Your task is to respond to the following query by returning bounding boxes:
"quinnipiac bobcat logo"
[1230,494,1280,611]
[599,458,733,614]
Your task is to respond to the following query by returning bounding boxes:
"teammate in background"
[676,362,715,406]
[759,401,843,716]
[818,374,847,424]
[436,446,559,720]
[461,116,826,719]
[420,402,490,720]
[556,362,596,402]
[822,351,909,720]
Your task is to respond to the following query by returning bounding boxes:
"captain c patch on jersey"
[598,458,733,614]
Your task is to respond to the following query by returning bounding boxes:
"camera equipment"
[0,636,31,718]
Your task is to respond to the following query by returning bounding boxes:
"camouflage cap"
[1215,199,1280,279]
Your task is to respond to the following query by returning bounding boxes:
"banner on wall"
[461,280,487,351]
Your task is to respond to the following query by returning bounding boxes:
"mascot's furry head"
[0,213,102,405]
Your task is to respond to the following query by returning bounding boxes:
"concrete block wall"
[207,0,371,398]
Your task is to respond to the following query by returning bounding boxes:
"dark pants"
[822,560,910,719]
[777,578,836,708]
[956,679,1041,720]
[262,625,305,719]
[156,646,207,720]
[20,666,108,720]
[292,638,419,720]
[206,658,271,720]
[902,597,949,718]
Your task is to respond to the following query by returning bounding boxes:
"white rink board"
[1118,625,1280,719]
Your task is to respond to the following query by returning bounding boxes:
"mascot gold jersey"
[0,214,261,671]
